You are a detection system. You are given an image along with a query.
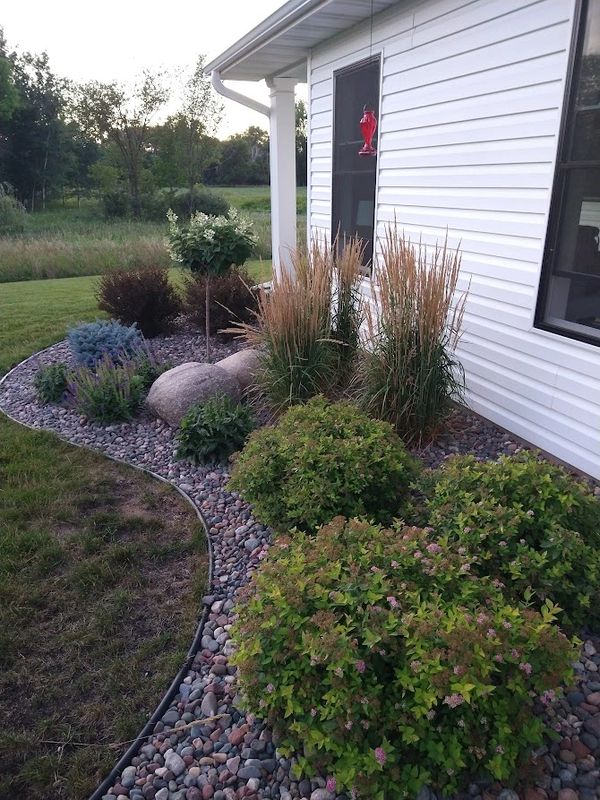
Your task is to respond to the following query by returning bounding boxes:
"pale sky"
[1,0,306,137]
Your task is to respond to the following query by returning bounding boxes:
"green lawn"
[0,416,208,799]
[0,261,271,376]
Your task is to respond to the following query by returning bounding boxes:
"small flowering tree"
[166,208,256,358]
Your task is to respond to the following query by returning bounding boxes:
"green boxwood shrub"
[34,362,71,404]
[229,396,418,532]
[233,517,574,799]
[176,395,254,464]
[422,452,600,629]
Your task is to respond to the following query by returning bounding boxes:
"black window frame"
[331,54,381,273]
[536,0,600,346]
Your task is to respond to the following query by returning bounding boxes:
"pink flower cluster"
[426,542,442,554]
[519,661,533,675]
[387,595,398,608]
[444,693,465,708]
[374,746,387,765]
[355,660,366,673]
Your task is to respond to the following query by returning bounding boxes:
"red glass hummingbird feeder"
[358,106,377,156]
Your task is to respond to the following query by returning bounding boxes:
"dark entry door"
[332,56,381,270]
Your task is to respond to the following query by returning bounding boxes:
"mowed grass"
[0,188,305,282]
[0,261,271,375]
[0,418,209,799]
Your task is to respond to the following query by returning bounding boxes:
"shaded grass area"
[0,262,271,375]
[0,416,209,799]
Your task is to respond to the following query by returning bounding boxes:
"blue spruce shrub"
[68,319,144,369]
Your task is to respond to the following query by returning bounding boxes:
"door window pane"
[332,58,380,271]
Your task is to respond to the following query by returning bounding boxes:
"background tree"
[215,126,269,185]
[3,50,70,209]
[72,71,169,216]
[0,28,19,122]
[295,100,307,187]
[175,56,223,206]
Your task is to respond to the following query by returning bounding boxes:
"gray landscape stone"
[146,362,241,427]
[215,348,261,392]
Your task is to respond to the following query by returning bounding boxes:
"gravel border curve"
[2,337,600,800]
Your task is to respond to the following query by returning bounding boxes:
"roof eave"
[204,0,327,79]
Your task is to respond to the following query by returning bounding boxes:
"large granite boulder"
[216,348,261,392]
[146,362,241,427]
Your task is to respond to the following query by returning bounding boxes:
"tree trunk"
[205,274,211,361]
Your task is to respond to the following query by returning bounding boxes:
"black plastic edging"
[0,348,216,800]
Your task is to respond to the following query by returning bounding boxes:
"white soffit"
[205,0,399,82]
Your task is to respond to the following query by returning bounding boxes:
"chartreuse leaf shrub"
[176,395,254,464]
[229,396,418,532]
[34,362,71,404]
[232,517,575,800]
[423,451,600,629]
[68,319,144,369]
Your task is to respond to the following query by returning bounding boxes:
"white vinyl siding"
[308,0,600,479]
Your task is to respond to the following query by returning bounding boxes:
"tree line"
[0,29,307,217]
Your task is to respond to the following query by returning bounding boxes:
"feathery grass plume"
[229,236,364,411]
[355,225,466,445]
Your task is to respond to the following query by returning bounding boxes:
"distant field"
[0,188,305,283]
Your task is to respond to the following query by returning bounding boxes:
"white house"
[206,0,600,480]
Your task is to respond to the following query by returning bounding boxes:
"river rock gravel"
[1,333,599,800]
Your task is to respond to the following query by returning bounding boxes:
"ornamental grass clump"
[355,225,466,445]
[229,396,418,532]
[422,451,600,630]
[230,237,363,409]
[232,517,574,800]
[166,208,256,358]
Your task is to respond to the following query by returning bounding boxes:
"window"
[331,56,380,271]
[537,0,600,344]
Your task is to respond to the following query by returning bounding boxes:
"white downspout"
[211,70,297,278]
[211,71,270,117]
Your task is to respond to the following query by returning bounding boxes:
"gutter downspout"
[211,71,270,118]
[211,70,297,278]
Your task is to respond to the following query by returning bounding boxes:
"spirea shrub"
[67,355,145,424]
[229,396,418,532]
[96,267,181,338]
[34,362,71,404]
[68,319,144,369]
[176,395,254,464]
[232,517,575,799]
[423,452,600,629]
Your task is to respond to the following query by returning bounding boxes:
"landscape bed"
[1,330,600,800]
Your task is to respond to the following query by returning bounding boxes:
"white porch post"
[267,77,297,278]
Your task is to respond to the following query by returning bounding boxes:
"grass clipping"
[355,226,467,446]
